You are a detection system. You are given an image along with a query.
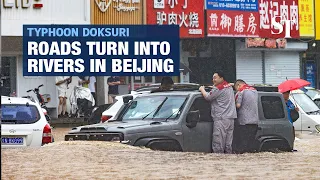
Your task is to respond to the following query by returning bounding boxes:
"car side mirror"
[123,95,133,104]
[130,101,137,109]
[314,99,320,108]
[186,110,200,128]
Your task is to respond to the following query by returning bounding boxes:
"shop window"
[1,57,17,96]
[261,96,285,119]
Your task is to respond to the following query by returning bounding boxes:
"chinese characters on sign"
[298,0,314,37]
[206,0,258,11]
[95,0,140,13]
[207,11,259,37]
[259,0,299,38]
[147,0,205,38]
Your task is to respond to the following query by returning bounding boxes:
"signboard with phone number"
[206,0,258,11]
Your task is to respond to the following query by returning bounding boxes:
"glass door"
[1,57,17,96]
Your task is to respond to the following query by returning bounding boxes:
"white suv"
[1,96,53,148]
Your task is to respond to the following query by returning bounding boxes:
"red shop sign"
[258,0,300,38]
[146,0,205,38]
[207,10,260,37]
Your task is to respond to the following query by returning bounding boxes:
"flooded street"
[2,128,320,180]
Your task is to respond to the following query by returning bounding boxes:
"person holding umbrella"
[282,91,299,124]
[278,78,309,123]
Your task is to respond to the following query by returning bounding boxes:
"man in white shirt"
[55,76,71,118]
[88,76,97,104]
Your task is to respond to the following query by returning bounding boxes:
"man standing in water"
[233,79,259,153]
[199,72,237,154]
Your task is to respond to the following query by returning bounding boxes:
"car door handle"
[150,122,161,125]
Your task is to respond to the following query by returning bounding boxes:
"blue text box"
[23,25,180,76]
[206,0,258,11]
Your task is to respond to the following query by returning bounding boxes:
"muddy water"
[2,128,320,180]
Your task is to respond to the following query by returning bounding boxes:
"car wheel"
[260,140,291,153]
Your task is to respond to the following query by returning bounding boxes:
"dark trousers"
[233,124,258,153]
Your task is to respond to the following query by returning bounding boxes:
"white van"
[290,90,320,133]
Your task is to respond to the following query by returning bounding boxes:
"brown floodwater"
[1,128,320,180]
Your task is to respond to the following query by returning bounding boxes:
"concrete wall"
[1,0,90,36]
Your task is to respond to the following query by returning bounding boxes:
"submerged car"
[290,90,320,133]
[1,96,53,148]
[65,89,295,153]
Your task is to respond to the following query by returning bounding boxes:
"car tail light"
[101,115,112,123]
[42,124,52,145]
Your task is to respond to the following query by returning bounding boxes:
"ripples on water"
[2,128,320,180]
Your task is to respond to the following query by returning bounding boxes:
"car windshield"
[122,95,187,121]
[291,93,320,113]
[305,89,320,99]
[1,104,40,124]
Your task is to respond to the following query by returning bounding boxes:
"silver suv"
[65,90,295,153]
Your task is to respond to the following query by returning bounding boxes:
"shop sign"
[147,0,205,38]
[305,62,316,88]
[315,0,320,40]
[206,0,258,12]
[207,10,259,37]
[3,0,43,9]
[258,0,300,39]
[298,0,314,37]
[95,0,140,13]
[245,38,287,48]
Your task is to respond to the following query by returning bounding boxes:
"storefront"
[222,0,309,86]
[236,39,308,85]
[146,0,206,84]
[1,0,91,118]
[302,41,320,89]
[297,0,318,89]
[91,0,144,103]
[204,0,259,84]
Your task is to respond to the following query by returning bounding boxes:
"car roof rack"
[150,86,212,93]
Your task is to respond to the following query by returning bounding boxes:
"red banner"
[146,0,205,38]
[258,0,300,38]
[207,10,260,37]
